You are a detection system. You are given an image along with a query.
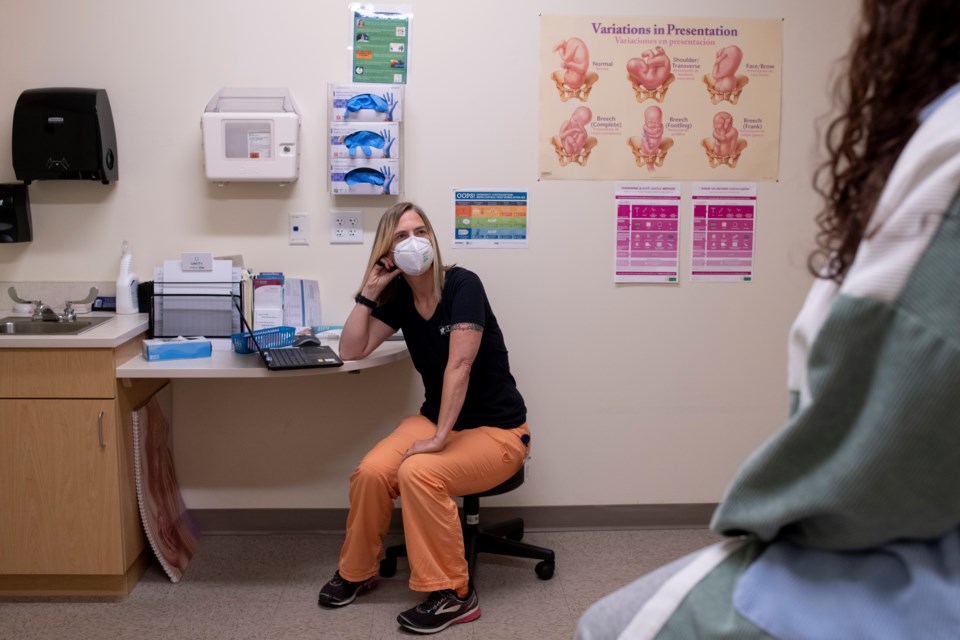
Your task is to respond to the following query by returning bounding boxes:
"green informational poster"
[352,6,410,84]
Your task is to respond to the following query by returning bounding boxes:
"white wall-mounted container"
[201,88,301,184]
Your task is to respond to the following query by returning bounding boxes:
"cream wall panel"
[0,0,860,508]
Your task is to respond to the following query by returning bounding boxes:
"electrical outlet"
[330,210,363,244]
[290,212,309,245]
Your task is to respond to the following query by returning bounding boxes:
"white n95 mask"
[393,236,435,276]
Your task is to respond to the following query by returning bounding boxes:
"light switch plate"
[290,212,309,245]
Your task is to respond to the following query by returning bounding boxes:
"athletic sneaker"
[396,587,481,634]
[317,570,377,607]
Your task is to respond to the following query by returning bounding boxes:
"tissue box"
[142,337,213,361]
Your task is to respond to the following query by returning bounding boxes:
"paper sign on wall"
[540,15,782,181]
[453,190,528,249]
[615,182,681,283]
[350,3,411,84]
[689,182,757,282]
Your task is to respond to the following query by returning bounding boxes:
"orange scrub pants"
[338,414,530,593]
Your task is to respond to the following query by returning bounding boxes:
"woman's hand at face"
[362,256,402,299]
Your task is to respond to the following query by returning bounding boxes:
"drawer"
[0,349,117,398]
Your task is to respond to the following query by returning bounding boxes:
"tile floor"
[0,528,720,640]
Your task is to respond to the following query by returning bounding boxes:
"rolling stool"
[378,465,556,580]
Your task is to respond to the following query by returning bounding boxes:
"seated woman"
[318,203,531,636]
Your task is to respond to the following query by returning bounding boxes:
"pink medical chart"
[689,182,756,282]
[615,182,681,283]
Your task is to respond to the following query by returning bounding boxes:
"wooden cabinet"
[0,400,121,575]
[0,341,166,597]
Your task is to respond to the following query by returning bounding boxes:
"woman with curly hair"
[576,0,960,637]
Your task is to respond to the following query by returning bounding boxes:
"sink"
[0,316,114,336]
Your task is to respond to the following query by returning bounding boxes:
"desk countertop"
[115,338,409,378]
[0,313,410,378]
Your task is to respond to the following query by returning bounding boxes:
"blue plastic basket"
[231,326,295,354]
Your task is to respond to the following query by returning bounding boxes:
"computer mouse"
[293,335,322,348]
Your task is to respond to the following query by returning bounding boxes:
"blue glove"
[342,130,386,158]
[343,93,390,119]
[344,167,386,187]
[380,165,395,194]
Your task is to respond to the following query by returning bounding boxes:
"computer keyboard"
[267,348,313,366]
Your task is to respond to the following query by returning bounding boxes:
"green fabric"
[655,194,960,638]
[712,204,960,550]
[654,542,775,640]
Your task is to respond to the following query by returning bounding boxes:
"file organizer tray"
[149,285,242,338]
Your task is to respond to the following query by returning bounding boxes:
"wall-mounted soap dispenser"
[0,183,32,243]
[12,88,118,185]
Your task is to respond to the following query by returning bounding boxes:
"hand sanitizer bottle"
[116,240,140,314]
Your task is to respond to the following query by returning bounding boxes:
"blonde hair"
[358,202,449,305]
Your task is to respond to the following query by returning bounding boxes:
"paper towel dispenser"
[12,88,118,185]
[0,183,32,243]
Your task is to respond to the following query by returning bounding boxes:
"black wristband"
[354,293,377,309]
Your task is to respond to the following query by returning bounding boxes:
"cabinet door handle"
[98,410,105,448]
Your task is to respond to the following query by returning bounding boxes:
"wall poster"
[540,16,782,181]
[350,3,411,84]
[615,182,681,283]
[689,182,757,282]
[453,190,528,248]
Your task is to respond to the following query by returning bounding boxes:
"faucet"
[28,287,99,322]
[32,301,62,321]
[61,301,78,322]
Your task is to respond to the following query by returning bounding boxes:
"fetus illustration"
[704,45,749,104]
[641,106,664,155]
[701,111,748,168]
[627,47,675,103]
[627,105,674,171]
[552,37,598,102]
[550,106,598,166]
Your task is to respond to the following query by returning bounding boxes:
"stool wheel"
[506,529,524,542]
[535,560,555,580]
[379,557,397,577]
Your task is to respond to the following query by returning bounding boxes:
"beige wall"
[0,0,859,509]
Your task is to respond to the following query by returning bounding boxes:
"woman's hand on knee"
[403,436,446,459]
